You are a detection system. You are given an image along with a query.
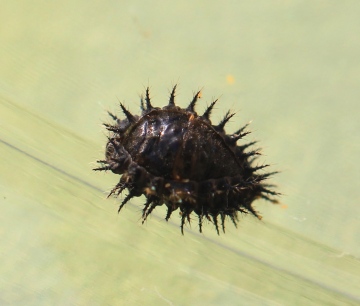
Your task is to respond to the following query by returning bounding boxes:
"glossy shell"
[94,85,278,234]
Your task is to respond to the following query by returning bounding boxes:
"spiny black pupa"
[94,85,279,234]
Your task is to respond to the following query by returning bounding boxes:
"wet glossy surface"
[1,1,360,305]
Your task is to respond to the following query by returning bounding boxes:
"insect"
[94,85,278,234]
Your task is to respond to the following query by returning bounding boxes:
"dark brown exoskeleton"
[94,85,279,234]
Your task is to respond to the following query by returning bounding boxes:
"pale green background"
[1,1,359,305]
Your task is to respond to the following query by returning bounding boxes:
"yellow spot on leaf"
[226,75,235,84]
